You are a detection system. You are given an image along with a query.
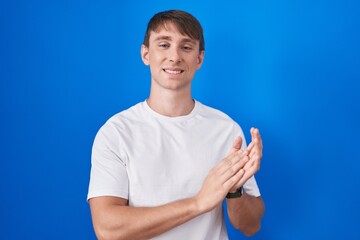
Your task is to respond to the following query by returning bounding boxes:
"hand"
[244,127,263,179]
[194,147,249,213]
[229,128,263,192]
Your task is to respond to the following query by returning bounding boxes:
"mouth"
[163,68,184,75]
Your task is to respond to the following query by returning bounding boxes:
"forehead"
[149,21,197,43]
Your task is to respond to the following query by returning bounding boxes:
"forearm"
[226,192,265,236]
[90,197,204,240]
[90,142,254,239]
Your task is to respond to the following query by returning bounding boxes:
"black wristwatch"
[226,187,243,199]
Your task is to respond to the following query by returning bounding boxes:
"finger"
[227,137,242,156]
[243,157,261,175]
[251,128,263,147]
[246,141,254,153]
[227,164,257,191]
[251,127,258,142]
[247,128,263,156]
[231,152,249,172]
[249,145,260,158]
[242,166,259,184]
[223,168,245,191]
[249,145,263,160]
[250,148,256,158]
[247,143,260,158]
[233,136,242,150]
[216,151,249,179]
[250,147,263,159]
[218,150,248,173]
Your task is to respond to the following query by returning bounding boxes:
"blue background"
[1,0,360,239]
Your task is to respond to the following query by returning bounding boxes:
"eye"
[158,43,169,49]
[182,45,193,51]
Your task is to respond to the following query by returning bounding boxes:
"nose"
[168,47,182,63]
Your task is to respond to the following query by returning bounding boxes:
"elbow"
[239,223,261,237]
[93,223,126,240]
[230,218,262,237]
[89,197,131,240]
[93,226,113,240]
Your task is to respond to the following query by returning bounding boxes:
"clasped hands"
[195,128,263,212]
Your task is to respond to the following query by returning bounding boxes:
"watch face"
[226,188,242,199]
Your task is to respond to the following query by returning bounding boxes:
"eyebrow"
[153,35,196,44]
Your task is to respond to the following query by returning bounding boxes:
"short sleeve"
[232,122,261,197]
[87,121,129,201]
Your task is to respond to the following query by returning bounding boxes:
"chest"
[122,119,233,206]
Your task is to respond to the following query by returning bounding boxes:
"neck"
[147,87,195,117]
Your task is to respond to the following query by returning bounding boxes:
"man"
[88,10,265,240]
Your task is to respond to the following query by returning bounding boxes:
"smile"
[163,69,184,74]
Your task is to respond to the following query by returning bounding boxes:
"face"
[141,22,204,92]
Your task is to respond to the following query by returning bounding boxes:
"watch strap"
[226,187,243,199]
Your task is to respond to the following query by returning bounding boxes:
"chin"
[154,79,192,91]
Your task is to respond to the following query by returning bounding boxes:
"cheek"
[190,59,201,71]
[188,55,202,68]
[149,49,165,60]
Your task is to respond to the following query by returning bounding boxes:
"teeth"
[164,69,182,74]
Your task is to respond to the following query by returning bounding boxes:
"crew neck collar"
[142,99,200,122]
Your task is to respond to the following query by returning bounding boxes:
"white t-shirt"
[88,100,260,240]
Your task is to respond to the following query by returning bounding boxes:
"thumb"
[227,136,242,155]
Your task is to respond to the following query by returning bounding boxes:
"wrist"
[226,187,243,199]
[191,195,208,215]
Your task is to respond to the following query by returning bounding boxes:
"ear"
[141,44,150,66]
[196,50,205,70]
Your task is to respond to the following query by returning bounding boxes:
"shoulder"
[103,101,145,127]
[94,101,146,140]
[196,101,236,123]
[196,100,245,136]
[110,101,145,123]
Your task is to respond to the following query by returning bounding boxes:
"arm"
[226,193,265,236]
[89,148,250,240]
[226,128,265,236]
[89,196,200,240]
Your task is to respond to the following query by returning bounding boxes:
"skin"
[141,22,204,117]
[226,129,265,236]
[89,21,264,240]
